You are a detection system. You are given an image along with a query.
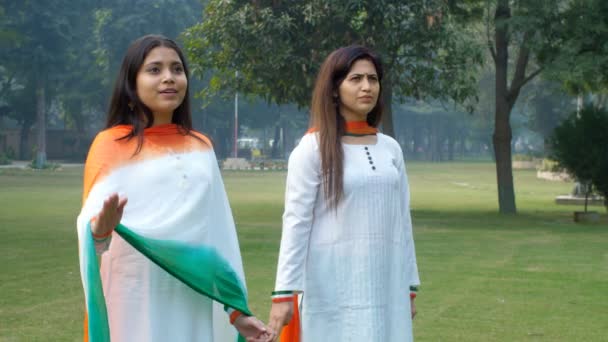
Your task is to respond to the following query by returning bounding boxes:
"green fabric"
[114,223,252,316]
[85,223,252,342]
[84,222,110,342]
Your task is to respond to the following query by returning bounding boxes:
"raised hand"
[91,193,128,237]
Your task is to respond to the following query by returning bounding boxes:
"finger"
[267,320,281,337]
[266,330,277,342]
[109,193,119,208]
[250,317,267,331]
[117,198,128,216]
[118,197,128,210]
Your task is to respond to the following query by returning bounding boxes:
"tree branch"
[521,67,543,87]
[507,31,535,103]
[486,0,496,62]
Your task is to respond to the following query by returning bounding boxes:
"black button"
[368,156,372,160]
[366,152,370,155]
[364,147,368,150]
[372,166,376,170]
[369,161,373,164]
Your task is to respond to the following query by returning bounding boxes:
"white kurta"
[275,133,420,342]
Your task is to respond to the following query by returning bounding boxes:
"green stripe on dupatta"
[84,222,252,341]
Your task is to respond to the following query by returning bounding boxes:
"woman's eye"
[148,67,160,73]
[174,66,184,73]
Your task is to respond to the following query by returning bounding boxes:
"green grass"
[0,163,607,341]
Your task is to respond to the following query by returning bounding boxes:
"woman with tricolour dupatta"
[76,34,275,342]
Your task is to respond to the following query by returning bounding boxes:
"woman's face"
[337,59,380,122]
[136,46,187,124]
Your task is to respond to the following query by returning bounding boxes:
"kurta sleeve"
[397,150,420,288]
[274,134,321,292]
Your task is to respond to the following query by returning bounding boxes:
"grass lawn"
[0,162,607,341]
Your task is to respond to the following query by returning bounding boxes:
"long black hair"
[105,34,194,153]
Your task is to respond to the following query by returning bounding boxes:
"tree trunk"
[19,120,33,160]
[72,99,87,160]
[448,134,454,161]
[381,82,395,138]
[494,0,517,214]
[35,79,46,168]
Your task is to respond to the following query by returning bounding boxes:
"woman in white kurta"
[76,35,274,342]
[269,46,420,342]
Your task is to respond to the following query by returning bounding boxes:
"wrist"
[90,217,112,240]
[229,309,243,325]
[271,290,296,303]
[410,285,419,300]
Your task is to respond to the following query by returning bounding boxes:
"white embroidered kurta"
[275,133,420,342]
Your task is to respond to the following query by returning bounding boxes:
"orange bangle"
[90,217,113,239]
[92,228,113,239]
[229,310,242,325]
[272,296,294,303]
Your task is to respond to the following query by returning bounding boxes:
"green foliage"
[541,0,608,95]
[551,106,608,208]
[184,1,483,109]
[0,152,11,165]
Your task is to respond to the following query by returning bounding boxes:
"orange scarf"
[306,121,378,136]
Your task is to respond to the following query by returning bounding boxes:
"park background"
[1,1,607,341]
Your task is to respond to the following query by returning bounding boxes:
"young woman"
[76,35,274,342]
[268,45,420,341]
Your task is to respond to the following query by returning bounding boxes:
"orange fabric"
[80,123,211,341]
[229,310,242,325]
[306,120,378,136]
[279,294,301,342]
[272,296,294,303]
[83,311,89,342]
[344,120,378,135]
[82,124,211,204]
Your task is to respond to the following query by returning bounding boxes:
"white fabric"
[77,150,242,342]
[275,133,420,342]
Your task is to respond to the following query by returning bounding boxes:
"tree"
[483,0,608,214]
[524,79,574,154]
[541,0,608,99]
[184,0,482,138]
[0,0,84,166]
[551,106,608,212]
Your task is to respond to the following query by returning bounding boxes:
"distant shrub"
[0,153,11,166]
[538,158,561,172]
[551,106,608,211]
[512,154,534,162]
